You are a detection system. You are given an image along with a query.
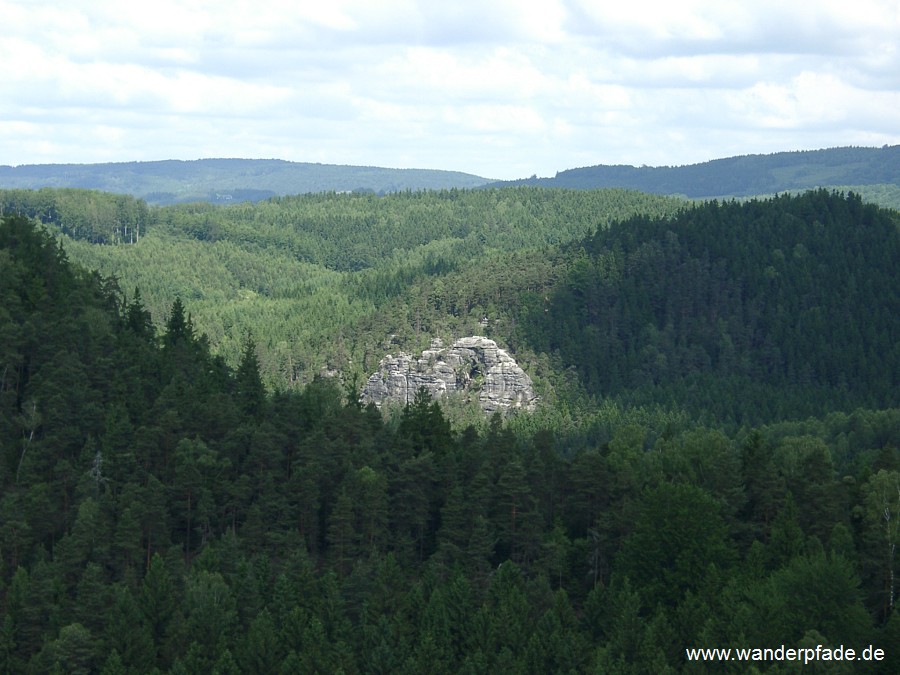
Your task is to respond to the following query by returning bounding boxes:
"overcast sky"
[2,0,898,179]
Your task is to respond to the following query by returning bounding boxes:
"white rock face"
[361,336,538,414]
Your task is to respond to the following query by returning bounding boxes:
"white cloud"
[372,46,551,104]
[0,0,898,178]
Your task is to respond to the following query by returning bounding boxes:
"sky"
[2,0,899,180]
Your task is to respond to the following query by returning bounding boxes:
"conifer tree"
[234,333,266,420]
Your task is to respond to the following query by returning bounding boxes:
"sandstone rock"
[361,336,538,414]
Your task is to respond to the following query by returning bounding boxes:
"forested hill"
[26,187,685,396]
[4,211,900,673]
[521,190,900,425]
[5,146,900,208]
[0,158,492,205]
[4,184,898,430]
[491,146,900,201]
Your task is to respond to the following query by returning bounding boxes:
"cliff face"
[361,336,538,414]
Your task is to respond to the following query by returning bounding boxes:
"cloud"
[566,0,896,58]
[1,0,898,177]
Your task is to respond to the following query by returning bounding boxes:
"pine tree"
[99,649,127,675]
[104,583,155,672]
[140,553,175,664]
[326,488,357,579]
[234,333,266,421]
[34,623,96,675]
[164,298,191,347]
[183,570,237,662]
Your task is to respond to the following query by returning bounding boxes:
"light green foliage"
[52,187,685,391]
[3,195,900,672]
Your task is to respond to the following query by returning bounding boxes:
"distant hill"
[4,146,900,208]
[0,158,493,205]
[489,146,900,200]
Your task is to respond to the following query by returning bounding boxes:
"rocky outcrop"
[361,336,538,414]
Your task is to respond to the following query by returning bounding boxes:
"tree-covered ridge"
[0,158,493,205]
[6,185,898,431]
[750,184,900,211]
[522,190,900,425]
[48,187,686,391]
[151,187,685,272]
[5,146,900,207]
[493,145,900,200]
[3,214,900,673]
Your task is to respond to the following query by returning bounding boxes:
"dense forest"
[0,186,686,404]
[521,190,900,425]
[0,189,150,245]
[494,145,900,201]
[1,182,900,672]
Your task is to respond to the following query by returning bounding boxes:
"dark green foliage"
[234,334,266,421]
[31,622,96,675]
[615,482,734,606]
[737,551,873,647]
[2,205,899,673]
[526,190,900,424]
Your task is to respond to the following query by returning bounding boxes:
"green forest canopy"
[521,190,900,425]
[2,187,684,397]
[2,212,900,672]
[3,185,899,431]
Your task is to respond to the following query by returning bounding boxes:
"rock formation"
[361,336,538,414]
